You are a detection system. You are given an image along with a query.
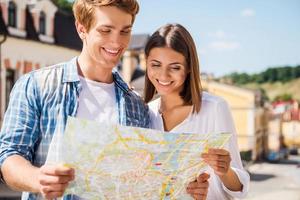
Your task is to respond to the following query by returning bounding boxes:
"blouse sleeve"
[214,99,250,198]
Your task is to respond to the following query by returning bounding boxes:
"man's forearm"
[1,155,40,193]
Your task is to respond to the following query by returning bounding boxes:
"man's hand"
[38,165,75,199]
[186,172,210,200]
[201,148,231,177]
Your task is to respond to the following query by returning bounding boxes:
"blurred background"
[0,0,299,199]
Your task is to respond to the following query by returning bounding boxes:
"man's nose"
[109,32,123,46]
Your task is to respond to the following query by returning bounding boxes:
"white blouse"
[149,92,250,200]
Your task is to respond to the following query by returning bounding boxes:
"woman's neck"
[160,94,185,113]
[159,94,192,131]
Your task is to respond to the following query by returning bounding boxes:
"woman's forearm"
[219,167,243,191]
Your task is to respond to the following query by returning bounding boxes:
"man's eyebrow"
[122,25,133,29]
[97,25,132,29]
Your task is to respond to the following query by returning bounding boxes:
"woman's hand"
[201,148,231,177]
[186,172,210,200]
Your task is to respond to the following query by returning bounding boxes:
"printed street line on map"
[46,117,231,200]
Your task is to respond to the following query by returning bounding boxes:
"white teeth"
[104,48,119,54]
[158,80,172,86]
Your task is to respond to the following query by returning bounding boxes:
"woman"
[144,23,250,200]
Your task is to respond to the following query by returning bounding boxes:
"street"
[245,155,300,200]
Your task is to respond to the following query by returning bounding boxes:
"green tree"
[273,93,293,102]
[52,0,73,13]
[223,65,300,85]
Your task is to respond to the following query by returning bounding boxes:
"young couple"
[0,0,249,199]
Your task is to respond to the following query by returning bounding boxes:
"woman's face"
[146,47,188,97]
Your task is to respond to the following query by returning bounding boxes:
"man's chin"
[96,59,119,69]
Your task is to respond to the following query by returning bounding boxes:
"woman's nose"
[158,68,170,79]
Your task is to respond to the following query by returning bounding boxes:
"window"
[5,69,15,109]
[8,1,17,27]
[39,11,46,34]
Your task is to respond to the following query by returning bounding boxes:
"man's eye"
[121,29,131,34]
[100,29,111,33]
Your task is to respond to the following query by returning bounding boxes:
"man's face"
[78,6,132,69]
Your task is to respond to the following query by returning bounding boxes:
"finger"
[189,187,208,194]
[204,160,228,167]
[202,153,231,162]
[187,180,209,190]
[187,181,201,189]
[209,162,227,169]
[192,193,207,200]
[41,183,69,193]
[210,165,228,175]
[41,165,75,176]
[208,148,229,155]
[197,173,210,183]
[39,174,74,185]
[187,187,208,195]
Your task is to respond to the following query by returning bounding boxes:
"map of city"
[47,117,231,200]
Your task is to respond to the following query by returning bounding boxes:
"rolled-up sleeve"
[215,99,250,198]
[222,167,250,198]
[0,73,41,169]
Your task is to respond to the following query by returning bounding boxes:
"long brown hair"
[144,23,202,113]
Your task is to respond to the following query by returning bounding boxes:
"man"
[1,1,210,199]
[0,0,149,199]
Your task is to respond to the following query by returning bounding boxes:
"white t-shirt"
[149,92,250,200]
[76,76,118,124]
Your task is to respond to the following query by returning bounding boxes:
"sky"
[131,0,300,77]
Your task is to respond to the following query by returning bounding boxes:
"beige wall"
[0,36,80,120]
[122,51,137,84]
[2,37,79,67]
[282,121,300,146]
[202,80,267,160]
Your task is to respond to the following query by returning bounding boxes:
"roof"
[0,3,149,52]
[0,7,8,35]
[128,34,149,51]
[131,67,145,81]
[0,4,82,49]
[25,6,39,40]
[54,10,82,50]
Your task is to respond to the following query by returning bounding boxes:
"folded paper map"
[46,117,231,200]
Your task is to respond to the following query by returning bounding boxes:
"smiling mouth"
[103,48,121,56]
[157,80,173,86]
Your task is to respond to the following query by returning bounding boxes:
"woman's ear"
[186,68,191,74]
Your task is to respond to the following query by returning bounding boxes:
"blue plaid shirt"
[0,57,150,200]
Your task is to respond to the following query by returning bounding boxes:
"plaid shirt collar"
[62,57,130,94]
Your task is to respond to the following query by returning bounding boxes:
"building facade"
[0,0,147,125]
[202,79,269,160]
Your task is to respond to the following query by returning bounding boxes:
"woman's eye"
[171,66,181,71]
[151,64,160,68]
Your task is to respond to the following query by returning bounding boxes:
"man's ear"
[75,21,87,40]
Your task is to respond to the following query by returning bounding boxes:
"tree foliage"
[224,65,300,85]
[52,0,73,13]
[273,93,293,102]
